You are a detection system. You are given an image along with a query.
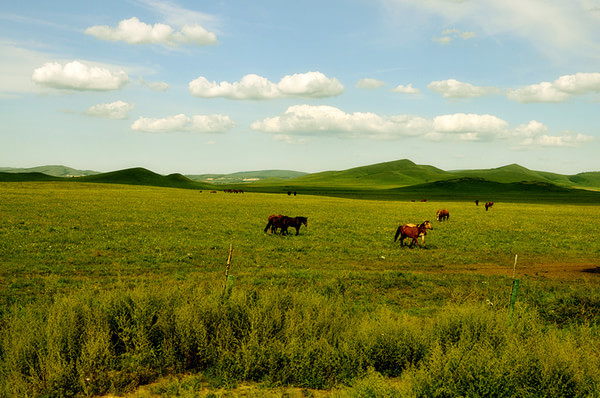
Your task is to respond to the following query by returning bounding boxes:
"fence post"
[223,244,234,298]
[508,255,519,318]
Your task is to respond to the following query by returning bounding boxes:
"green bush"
[1,284,600,397]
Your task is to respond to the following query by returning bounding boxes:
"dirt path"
[421,262,600,280]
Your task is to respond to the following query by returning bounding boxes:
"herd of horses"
[263,201,493,248]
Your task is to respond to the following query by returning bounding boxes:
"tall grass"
[1,282,600,397]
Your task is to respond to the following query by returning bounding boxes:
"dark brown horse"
[394,221,433,247]
[485,202,494,211]
[282,216,308,235]
[436,209,450,221]
[264,214,286,234]
[264,215,308,235]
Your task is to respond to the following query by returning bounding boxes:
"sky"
[2,0,600,175]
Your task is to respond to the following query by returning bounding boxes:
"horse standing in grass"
[394,221,433,247]
[436,209,450,221]
[282,216,308,236]
[264,215,308,235]
[264,214,287,234]
[485,202,494,211]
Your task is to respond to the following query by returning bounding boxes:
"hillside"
[0,165,99,177]
[284,159,452,188]
[77,168,210,189]
[187,170,307,184]
[3,160,600,202]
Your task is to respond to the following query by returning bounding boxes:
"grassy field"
[1,182,600,397]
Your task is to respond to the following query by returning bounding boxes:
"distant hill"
[0,165,99,177]
[2,160,600,202]
[77,168,211,189]
[187,170,307,184]
[282,159,452,188]
[0,172,62,182]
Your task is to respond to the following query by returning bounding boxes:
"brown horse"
[282,216,308,235]
[264,214,286,234]
[394,221,433,247]
[264,215,308,235]
[436,209,450,221]
[485,202,494,211]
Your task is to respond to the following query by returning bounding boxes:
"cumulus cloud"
[251,105,431,140]
[508,73,600,103]
[85,100,135,119]
[428,79,498,98]
[251,105,593,147]
[391,83,420,94]
[131,113,235,133]
[32,61,129,91]
[512,121,594,147]
[189,71,344,100]
[356,78,385,89]
[85,17,217,46]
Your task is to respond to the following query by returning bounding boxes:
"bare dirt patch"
[425,262,600,280]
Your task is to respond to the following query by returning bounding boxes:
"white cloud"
[251,104,431,139]
[85,17,217,46]
[251,105,594,147]
[432,113,508,141]
[32,61,129,91]
[356,78,385,89]
[189,71,344,100]
[507,82,570,103]
[85,100,135,119]
[131,113,235,133]
[428,79,498,98]
[391,83,420,94]
[512,121,595,147]
[507,73,600,103]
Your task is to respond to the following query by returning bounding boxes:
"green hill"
[77,168,210,189]
[187,170,307,184]
[0,165,99,177]
[0,172,63,182]
[3,160,600,202]
[286,159,452,188]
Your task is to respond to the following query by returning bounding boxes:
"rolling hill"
[2,160,600,202]
[269,159,453,188]
[0,165,99,177]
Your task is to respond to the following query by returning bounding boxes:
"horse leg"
[264,220,272,233]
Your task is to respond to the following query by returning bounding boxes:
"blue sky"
[2,0,600,175]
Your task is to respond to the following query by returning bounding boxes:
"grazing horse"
[485,202,494,211]
[264,215,308,235]
[282,216,308,235]
[436,209,450,221]
[264,214,287,234]
[394,221,433,247]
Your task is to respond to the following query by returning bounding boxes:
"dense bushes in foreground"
[1,283,599,397]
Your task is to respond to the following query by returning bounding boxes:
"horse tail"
[394,225,402,242]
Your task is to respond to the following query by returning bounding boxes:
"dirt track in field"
[424,262,600,280]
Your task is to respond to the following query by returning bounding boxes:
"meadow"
[1,182,600,397]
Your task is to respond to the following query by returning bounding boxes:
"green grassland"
[1,182,600,397]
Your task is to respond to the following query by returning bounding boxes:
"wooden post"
[223,244,233,297]
[508,255,520,318]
